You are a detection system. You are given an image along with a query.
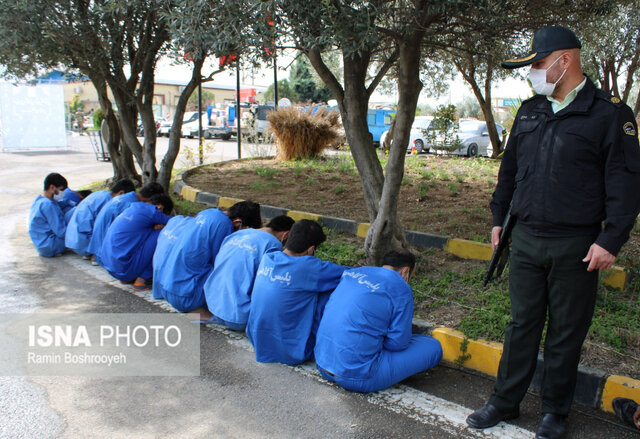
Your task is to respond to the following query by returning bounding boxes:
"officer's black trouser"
[489,225,599,415]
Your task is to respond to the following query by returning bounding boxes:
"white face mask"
[528,55,566,96]
[53,189,65,201]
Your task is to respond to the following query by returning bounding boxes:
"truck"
[227,104,274,137]
[367,109,395,145]
[183,108,232,140]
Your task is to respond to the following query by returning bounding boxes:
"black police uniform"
[489,77,640,415]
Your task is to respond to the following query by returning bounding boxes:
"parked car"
[380,116,434,153]
[448,120,507,157]
[157,111,199,137]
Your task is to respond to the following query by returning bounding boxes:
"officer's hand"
[582,244,616,271]
[491,226,502,251]
[153,224,165,230]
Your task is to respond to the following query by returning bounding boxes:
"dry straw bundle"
[267,107,343,160]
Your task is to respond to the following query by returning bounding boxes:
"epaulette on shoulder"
[595,89,623,106]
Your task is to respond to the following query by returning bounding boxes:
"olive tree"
[578,1,640,115]
[247,0,459,264]
[0,0,156,183]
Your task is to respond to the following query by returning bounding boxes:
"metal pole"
[273,54,278,109]
[236,62,241,159]
[198,82,203,165]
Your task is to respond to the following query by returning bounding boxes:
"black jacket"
[491,77,640,255]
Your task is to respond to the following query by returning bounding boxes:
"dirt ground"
[184,154,640,379]
[185,155,638,262]
[186,156,495,240]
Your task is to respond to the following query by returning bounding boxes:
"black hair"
[285,219,326,253]
[139,182,165,199]
[228,201,262,229]
[149,193,173,215]
[265,215,295,232]
[382,249,416,272]
[77,189,93,200]
[43,173,68,191]
[110,179,136,194]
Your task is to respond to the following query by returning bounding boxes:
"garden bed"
[182,153,640,379]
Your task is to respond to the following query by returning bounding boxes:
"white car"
[448,120,507,157]
[380,116,434,153]
[157,111,200,137]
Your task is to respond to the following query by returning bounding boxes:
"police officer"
[466,26,640,439]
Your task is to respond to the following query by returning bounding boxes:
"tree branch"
[306,48,344,102]
[367,47,399,98]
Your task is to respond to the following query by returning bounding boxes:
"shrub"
[92,108,104,129]
[268,107,342,160]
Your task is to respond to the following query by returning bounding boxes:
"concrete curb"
[411,319,640,414]
[173,167,640,414]
[173,168,630,291]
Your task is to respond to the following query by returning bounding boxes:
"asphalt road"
[0,136,636,438]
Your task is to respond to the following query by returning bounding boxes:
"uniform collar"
[547,78,586,113]
[533,75,595,117]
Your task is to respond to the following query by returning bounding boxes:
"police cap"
[502,26,582,69]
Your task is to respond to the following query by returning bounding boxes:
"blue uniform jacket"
[152,215,194,300]
[246,252,347,365]
[63,189,81,204]
[101,202,170,281]
[314,267,414,379]
[88,191,139,264]
[152,209,233,300]
[205,229,283,325]
[59,189,80,219]
[65,190,112,256]
[28,195,67,257]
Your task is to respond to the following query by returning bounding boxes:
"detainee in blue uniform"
[28,173,70,257]
[62,188,81,205]
[65,179,135,257]
[205,215,294,330]
[246,220,348,365]
[101,194,173,285]
[152,201,262,314]
[315,250,443,393]
[151,214,194,297]
[88,182,164,266]
[58,187,79,218]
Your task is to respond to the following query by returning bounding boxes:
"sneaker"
[612,397,639,427]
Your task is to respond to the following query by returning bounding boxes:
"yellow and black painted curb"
[173,168,640,414]
[173,170,632,290]
[411,321,640,415]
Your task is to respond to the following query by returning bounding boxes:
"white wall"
[0,83,67,150]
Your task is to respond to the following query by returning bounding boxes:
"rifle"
[483,206,516,286]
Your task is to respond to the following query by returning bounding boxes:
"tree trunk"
[481,68,502,158]
[634,86,640,118]
[306,39,422,265]
[622,48,640,103]
[381,117,396,154]
[91,76,139,183]
[365,36,423,264]
[158,58,205,191]
[458,61,502,157]
[138,62,159,185]
[109,86,144,171]
[333,52,386,223]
